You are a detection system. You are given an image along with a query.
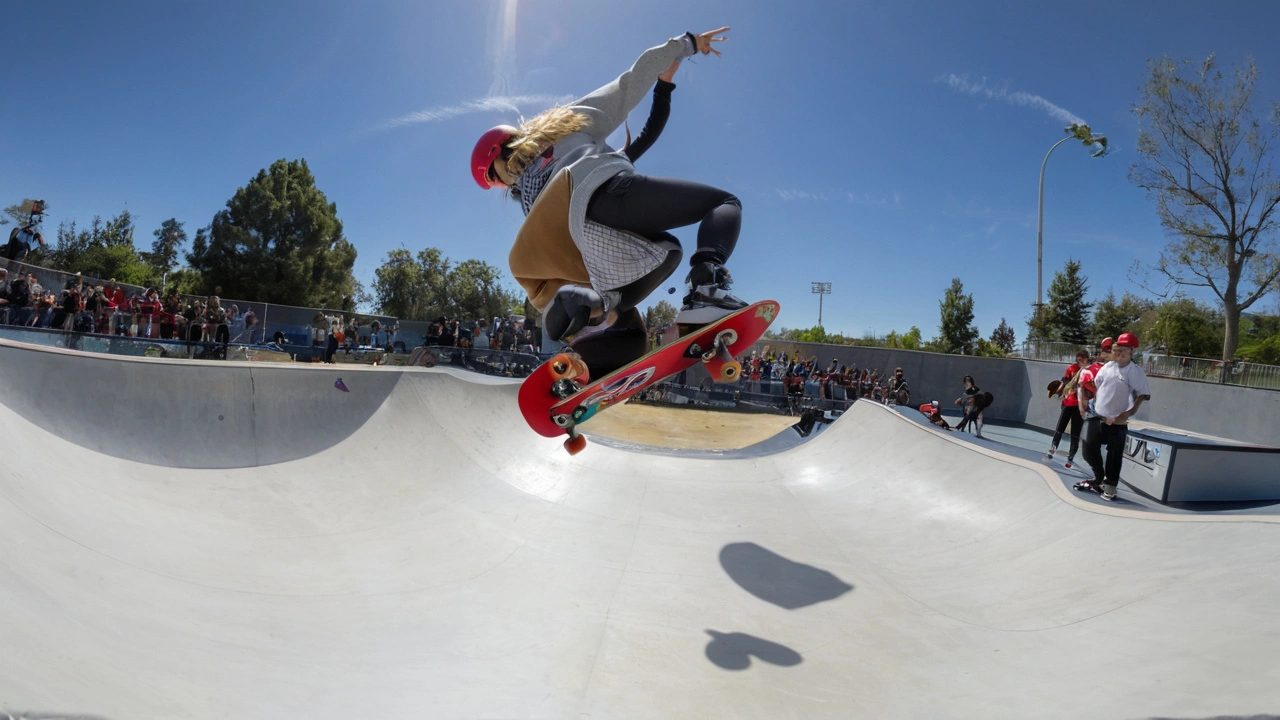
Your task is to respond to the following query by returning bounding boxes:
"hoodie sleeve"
[571,34,695,143]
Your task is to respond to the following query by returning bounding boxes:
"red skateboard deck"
[518,300,781,453]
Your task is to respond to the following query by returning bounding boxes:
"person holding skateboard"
[471,27,746,377]
[1045,349,1090,468]
[954,375,988,438]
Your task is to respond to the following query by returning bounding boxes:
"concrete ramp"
[0,338,1277,719]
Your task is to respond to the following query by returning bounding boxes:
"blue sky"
[6,1,1280,340]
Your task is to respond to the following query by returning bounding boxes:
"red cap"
[1117,332,1140,348]
[1100,337,1113,350]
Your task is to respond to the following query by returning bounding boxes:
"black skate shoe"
[676,261,748,327]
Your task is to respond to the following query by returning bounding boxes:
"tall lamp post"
[1035,123,1107,322]
[811,282,832,328]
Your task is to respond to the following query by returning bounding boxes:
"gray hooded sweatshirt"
[513,34,697,302]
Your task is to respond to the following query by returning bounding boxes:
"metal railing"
[0,323,290,361]
[1019,341,1280,391]
[0,257,396,347]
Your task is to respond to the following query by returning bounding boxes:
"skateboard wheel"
[564,434,587,455]
[549,353,587,382]
[716,361,741,383]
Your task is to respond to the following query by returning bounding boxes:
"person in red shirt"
[1073,337,1113,492]
[1045,349,1090,468]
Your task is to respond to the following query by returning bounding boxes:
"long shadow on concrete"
[719,542,853,609]
[1145,716,1280,720]
[704,630,803,671]
[1,707,115,712]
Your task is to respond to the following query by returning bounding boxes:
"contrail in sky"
[382,94,571,129]
[937,74,1086,126]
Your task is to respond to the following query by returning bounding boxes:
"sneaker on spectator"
[1045,447,1057,460]
[1099,484,1117,501]
[1064,459,1074,469]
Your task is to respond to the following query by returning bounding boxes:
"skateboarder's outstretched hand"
[696,27,730,56]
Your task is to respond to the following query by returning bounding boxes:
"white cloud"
[379,94,573,130]
[937,73,1086,126]
[847,192,903,209]
[777,189,829,202]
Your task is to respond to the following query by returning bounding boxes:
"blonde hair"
[504,106,591,180]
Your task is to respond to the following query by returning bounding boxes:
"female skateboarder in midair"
[470,27,745,376]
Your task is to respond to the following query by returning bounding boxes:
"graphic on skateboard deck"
[518,300,780,454]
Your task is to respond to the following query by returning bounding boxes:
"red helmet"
[471,125,518,189]
[1116,332,1140,348]
[1100,337,1114,350]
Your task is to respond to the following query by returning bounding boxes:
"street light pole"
[1036,136,1074,320]
[1034,123,1108,323]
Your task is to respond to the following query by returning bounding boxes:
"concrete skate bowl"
[1,337,1278,719]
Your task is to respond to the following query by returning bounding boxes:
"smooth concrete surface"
[3,337,1280,719]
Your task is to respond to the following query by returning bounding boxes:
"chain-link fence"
[1019,340,1280,391]
[0,257,396,347]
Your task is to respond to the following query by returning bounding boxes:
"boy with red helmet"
[1075,334,1151,500]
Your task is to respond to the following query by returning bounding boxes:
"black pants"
[1100,422,1129,486]
[1081,418,1128,486]
[1051,404,1083,459]
[587,173,741,268]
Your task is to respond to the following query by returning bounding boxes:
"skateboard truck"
[551,414,587,455]
[685,329,741,383]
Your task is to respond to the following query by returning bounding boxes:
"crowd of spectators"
[0,267,263,346]
[423,315,541,354]
[738,348,910,405]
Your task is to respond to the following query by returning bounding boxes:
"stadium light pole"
[1035,123,1107,322]
[811,282,832,328]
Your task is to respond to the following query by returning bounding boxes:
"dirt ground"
[582,402,799,450]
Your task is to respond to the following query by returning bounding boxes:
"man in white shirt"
[1079,332,1152,501]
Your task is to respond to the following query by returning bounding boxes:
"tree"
[143,218,187,277]
[373,248,450,320]
[973,338,1007,358]
[1092,290,1153,340]
[1043,259,1093,343]
[1148,297,1225,357]
[644,300,678,334]
[447,258,520,321]
[901,326,923,350]
[1237,334,1280,363]
[938,278,978,353]
[766,326,855,345]
[1130,54,1280,363]
[187,158,358,308]
[990,317,1016,354]
[44,210,151,284]
[372,247,519,321]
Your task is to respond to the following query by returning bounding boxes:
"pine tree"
[188,158,358,308]
[939,278,979,354]
[1045,259,1093,344]
[990,317,1016,353]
